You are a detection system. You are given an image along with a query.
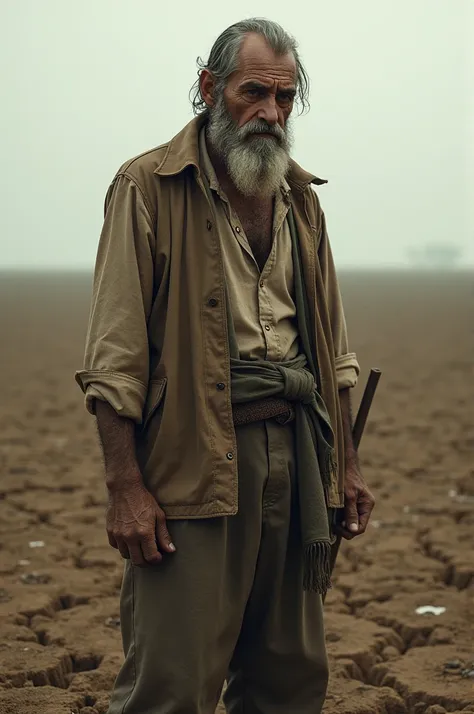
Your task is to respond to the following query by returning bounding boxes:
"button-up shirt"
[200,129,358,388]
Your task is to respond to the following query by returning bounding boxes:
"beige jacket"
[76,115,359,516]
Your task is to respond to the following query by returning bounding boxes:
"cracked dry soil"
[0,271,473,714]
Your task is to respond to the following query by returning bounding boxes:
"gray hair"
[190,18,310,115]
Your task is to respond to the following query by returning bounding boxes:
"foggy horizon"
[2,1,473,270]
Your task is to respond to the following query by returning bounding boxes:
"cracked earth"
[0,271,472,714]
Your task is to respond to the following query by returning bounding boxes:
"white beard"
[207,94,293,198]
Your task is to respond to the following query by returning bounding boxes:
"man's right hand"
[106,480,176,566]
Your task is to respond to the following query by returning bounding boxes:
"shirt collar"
[154,114,327,192]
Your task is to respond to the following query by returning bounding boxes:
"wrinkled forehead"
[234,33,297,86]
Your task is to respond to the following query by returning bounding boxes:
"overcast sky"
[1,0,472,268]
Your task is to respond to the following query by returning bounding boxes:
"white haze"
[1,0,472,268]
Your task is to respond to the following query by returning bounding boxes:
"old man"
[76,17,375,714]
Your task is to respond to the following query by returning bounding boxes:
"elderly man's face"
[224,33,297,130]
[203,33,297,197]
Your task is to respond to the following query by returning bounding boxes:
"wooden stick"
[353,369,382,450]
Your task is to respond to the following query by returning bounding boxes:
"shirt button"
[208,298,218,307]
[216,382,225,391]
[206,220,213,230]
[265,325,271,331]
[226,452,234,460]
[235,226,241,233]
[260,281,264,288]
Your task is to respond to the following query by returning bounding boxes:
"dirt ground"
[0,270,473,714]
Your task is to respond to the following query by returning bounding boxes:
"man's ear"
[200,70,216,108]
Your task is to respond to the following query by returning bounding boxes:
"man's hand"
[337,387,375,540]
[338,461,375,540]
[106,480,176,566]
[93,400,176,567]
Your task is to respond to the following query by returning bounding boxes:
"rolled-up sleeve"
[318,212,360,390]
[75,174,155,423]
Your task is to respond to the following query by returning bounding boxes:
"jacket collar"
[154,114,327,191]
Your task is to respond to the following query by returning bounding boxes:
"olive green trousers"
[107,419,328,714]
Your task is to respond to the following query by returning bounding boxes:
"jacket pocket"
[142,377,167,430]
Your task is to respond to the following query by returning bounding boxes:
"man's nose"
[257,98,279,125]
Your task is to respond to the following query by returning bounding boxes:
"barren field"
[0,270,473,714]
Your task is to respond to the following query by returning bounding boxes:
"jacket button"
[208,298,218,307]
[226,452,234,460]
[216,382,225,391]
[206,220,213,230]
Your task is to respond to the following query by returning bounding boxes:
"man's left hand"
[338,462,375,540]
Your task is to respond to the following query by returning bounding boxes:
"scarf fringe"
[303,541,332,594]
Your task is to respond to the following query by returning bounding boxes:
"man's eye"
[278,94,293,104]
[246,88,262,97]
